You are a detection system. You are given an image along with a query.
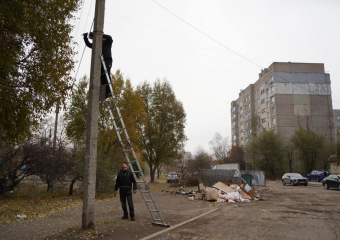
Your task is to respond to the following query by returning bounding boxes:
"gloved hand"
[83,33,88,37]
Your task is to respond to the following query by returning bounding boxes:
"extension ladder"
[100,55,170,227]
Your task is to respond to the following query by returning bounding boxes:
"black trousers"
[101,58,112,94]
[119,189,134,218]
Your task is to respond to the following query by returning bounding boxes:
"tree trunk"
[47,180,54,193]
[69,179,76,196]
[157,166,161,179]
[150,166,156,182]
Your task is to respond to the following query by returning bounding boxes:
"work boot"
[121,216,129,220]
[131,217,135,221]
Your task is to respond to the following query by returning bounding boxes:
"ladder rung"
[128,160,137,163]
[136,180,144,183]
[116,128,125,131]
[120,139,129,142]
[150,210,159,212]
[124,149,133,152]
[153,219,162,221]
[140,190,149,193]
[145,200,153,202]
[132,170,140,173]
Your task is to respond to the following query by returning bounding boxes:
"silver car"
[282,173,308,186]
[167,172,179,183]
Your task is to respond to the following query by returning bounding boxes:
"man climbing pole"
[83,32,113,99]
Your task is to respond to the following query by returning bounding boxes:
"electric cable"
[151,0,340,106]
[74,19,94,81]
[151,0,263,68]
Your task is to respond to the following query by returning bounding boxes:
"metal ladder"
[100,55,170,227]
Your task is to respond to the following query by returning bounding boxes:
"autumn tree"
[64,71,146,192]
[137,80,187,182]
[227,146,246,170]
[290,127,326,174]
[194,146,212,170]
[248,129,285,179]
[209,133,230,163]
[0,0,81,144]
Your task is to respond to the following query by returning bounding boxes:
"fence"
[200,169,239,187]
[240,170,266,186]
[199,169,266,187]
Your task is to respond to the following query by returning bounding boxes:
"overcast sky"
[72,0,340,155]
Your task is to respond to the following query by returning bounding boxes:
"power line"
[74,19,94,81]
[151,0,263,69]
[151,1,340,106]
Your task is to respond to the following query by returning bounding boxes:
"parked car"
[322,174,340,190]
[306,170,325,182]
[282,173,308,186]
[166,172,179,183]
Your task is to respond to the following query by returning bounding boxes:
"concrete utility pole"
[82,0,106,230]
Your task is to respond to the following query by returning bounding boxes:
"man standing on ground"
[114,162,137,221]
[83,32,113,99]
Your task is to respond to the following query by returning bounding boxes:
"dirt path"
[1,181,339,240]
[0,187,212,240]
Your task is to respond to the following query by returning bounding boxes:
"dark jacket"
[114,169,137,191]
[84,34,113,60]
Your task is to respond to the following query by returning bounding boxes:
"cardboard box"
[199,183,205,192]
[247,188,257,199]
[210,188,219,201]
[239,188,252,200]
[213,182,235,194]
[205,187,211,201]
[195,192,203,200]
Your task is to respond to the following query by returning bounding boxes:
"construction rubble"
[165,181,262,203]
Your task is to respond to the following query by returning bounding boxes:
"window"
[267,102,269,108]
[261,99,265,104]
[337,116,340,120]
[272,107,275,113]
[270,75,273,84]
[271,96,275,103]
[261,89,265,94]
[267,112,269,118]
[241,137,243,140]
[262,118,266,123]
[272,118,276,125]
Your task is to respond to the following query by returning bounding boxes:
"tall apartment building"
[334,109,340,140]
[231,62,335,147]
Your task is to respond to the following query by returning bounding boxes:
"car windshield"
[290,173,302,178]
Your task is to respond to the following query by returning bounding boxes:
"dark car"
[282,173,308,186]
[306,170,326,182]
[322,174,340,190]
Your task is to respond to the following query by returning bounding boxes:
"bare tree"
[209,133,230,163]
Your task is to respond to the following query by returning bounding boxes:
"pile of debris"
[194,181,261,203]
